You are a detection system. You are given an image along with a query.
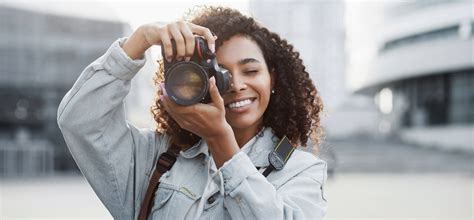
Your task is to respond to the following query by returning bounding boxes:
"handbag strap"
[138,144,180,220]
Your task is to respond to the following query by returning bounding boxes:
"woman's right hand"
[122,21,216,61]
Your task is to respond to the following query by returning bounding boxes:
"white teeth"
[227,99,252,109]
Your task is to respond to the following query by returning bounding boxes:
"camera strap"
[138,136,295,220]
[138,143,180,220]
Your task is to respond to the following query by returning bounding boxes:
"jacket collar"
[179,127,278,167]
[179,138,208,159]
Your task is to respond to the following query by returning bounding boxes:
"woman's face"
[216,35,273,133]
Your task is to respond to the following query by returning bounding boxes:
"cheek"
[260,88,271,101]
[256,83,272,105]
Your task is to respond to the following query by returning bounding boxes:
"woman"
[58,6,327,220]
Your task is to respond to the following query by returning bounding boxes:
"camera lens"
[165,62,208,105]
[162,37,230,105]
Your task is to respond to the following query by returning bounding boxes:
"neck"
[232,123,263,148]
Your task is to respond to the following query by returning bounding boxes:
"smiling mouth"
[225,98,256,109]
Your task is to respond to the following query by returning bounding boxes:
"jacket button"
[207,196,216,204]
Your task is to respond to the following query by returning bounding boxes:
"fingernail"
[177,57,183,61]
[185,57,191,62]
[166,57,172,62]
[210,44,215,53]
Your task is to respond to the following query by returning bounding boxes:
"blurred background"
[0,0,472,219]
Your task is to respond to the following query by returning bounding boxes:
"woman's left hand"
[160,76,231,140]
[161,76,240,168]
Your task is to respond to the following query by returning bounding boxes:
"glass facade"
[449,70,474,124]
[398,69,474,127]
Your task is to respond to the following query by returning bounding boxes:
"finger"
[160,84,178,113]
[159,85,171,112]
[161,94,201,133]
[167,23,185,61]
[160,93,171,113]
[159,83,167,96]
[179,21,195,60]
[158,30,173,62]
[208,76,224,110]
[189,23,215,53]
[160,92,182,119]
[160,83,188,115]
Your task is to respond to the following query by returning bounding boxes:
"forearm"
[57,39,147,218]
[58,39,144,129]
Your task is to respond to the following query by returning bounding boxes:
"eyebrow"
[238,58,260,65]
[219,58,261,69]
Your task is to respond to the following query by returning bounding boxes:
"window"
[449,70,474,124]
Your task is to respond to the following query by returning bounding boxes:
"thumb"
[209,76,224,109]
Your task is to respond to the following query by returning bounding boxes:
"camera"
[162,36,231,105]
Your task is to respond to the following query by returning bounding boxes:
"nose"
[228,74,247,93]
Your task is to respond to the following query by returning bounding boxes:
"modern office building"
[250,0,346,110]
[349,0,473,151]
[0,5,127,176]
[250,0,380,139]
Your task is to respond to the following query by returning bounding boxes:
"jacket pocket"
[151,187,173,213]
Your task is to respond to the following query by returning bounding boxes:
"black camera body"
[162,37,231,105]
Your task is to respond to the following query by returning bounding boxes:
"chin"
[227,116,261,130]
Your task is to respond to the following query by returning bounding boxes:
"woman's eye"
[245,70,258,74]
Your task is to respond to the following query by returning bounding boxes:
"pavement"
[321,138,473,220]
[324,173,473,220]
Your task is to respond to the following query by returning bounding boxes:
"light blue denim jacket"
[57,38,327,220]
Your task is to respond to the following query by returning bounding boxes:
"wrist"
[205,125,240,169]
[122,26,151,60]
[205,124,234,145]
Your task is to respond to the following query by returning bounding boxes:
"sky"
[0,0,250,29]
[108,0,250,28]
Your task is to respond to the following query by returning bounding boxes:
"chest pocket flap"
[151,187,173,212]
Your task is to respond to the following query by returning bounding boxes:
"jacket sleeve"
[57,38,165,220]
[219,151,327,219]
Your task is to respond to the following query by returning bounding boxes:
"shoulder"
[128,126,172,172]
[268,148,327,188]
[128,126,170,150]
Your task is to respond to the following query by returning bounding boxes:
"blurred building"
[350,0,473,151]
[250,0,346,110]
[250,0,379,140]
[0,5,127,177]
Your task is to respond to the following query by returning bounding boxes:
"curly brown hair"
[151,6,324,154]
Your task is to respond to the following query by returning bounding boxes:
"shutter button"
[207,195,216,204]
